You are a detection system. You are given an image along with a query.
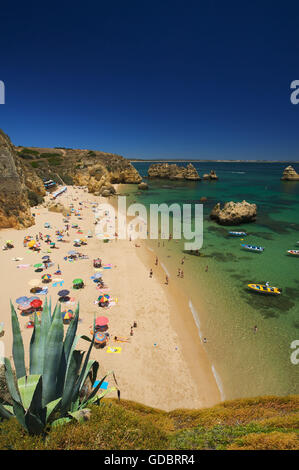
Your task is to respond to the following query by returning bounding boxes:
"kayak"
[241,244,264,252]
[248,284,282,295]
[229,231,247,236]
[287,250,299,256]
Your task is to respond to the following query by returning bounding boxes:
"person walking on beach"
[130,327,134,336]
[149,268,153,278]
[180,270,184,278]
[181,257,185,265]
[155,256,158,266]
[165,275,169,285]
[177,268,181,277]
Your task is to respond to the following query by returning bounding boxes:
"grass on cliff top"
[0,395,298,450]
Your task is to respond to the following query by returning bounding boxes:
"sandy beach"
[0,185,220,411]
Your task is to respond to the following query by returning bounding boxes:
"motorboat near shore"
[241,244,264,253]
[248,284,282,295]
[229,231,247,236]
[287,250,299,256]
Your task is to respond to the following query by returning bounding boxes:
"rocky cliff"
[281,165,299,181]
[210,200,257,225]
[148,163,200,180]
[16,146,142,196]
[0,131,45,229]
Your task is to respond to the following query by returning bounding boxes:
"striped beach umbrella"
[94,332,106,344]
[16,296,29,304]
[30,299,42,309]
[98,295,110,303]
[73,278,83,285]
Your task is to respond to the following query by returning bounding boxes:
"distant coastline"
[130,159,299,163]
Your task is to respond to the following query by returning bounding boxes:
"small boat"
[241,244,264,252]
[248,284,282,295]
[229,231,247,237]
[287,250,299,256]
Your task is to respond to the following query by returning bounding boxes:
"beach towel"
[103,267,111,270]
[92,380,108,390]
[106,347,122,354]
[52,281,64,287]
[17,264,30,269]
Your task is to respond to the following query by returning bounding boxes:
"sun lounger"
[106,346,122,354]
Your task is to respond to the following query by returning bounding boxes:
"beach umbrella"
[58,289,70,297]
[19,303,31,310]
[73,278,83,285]
[34,263,43,268]
[42,273,52,281]
[98,295,110,303]
[62,311,73,320]
[95,316,109,326]
[16,296,29,304]
[68,250,77,255]
[94,332,106,344]
[42,256,50,260]
[28,240,36,248]
[30,299,42,309]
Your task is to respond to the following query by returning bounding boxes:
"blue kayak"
[241,244,264,252]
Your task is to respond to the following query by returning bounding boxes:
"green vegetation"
[27,190,44,207]
[0,300,118,435]
[47,157,62,166]
[39,152,61,159]
[30,161,40,168]
[0,396,298,449]
[20,148,39,156]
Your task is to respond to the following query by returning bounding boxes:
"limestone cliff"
[281,165,299,181]
[0,130,45,229]
[148,163,200,180]
[16,146,142,196]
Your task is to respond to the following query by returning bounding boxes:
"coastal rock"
[281,165,299,181]
[0,130,39,229]
[210,200,257,225]
[47,202,69,216]
[203,170,218,180]
[148,163,200,180]
[138,182,148,190]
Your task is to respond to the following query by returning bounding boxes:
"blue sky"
[1,1,299,160]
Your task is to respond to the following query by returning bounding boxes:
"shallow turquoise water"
[124,162,299,400]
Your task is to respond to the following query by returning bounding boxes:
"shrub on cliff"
[27,190,44,207]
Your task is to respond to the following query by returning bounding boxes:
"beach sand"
[0,185,220,410]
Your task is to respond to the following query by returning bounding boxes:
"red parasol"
[30,299,42,309]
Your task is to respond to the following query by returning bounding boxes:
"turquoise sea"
[126,162,299,400]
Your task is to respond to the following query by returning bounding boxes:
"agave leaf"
[61,350,84,413]
[38,299,51,373]
[80,372,109,407]
[46,397,62,421]
[0,402,14,419]
[4,358,21,404]
[27,375,43,419]
[51,417,71,427]
[90,361,99,387]
[42,302,64,406]
[18,375,41,410]
[24,410,44,435]
[29,313,41,374]
[63,303,79,363]
[12,398,27,431]
[71,331,95,402]
[10,301,26,379]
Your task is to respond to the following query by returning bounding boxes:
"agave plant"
[0,299,119,434]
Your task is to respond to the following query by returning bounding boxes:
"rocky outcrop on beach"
[47,202,69,216]
[148,163,200,180]
[0,130,45,229]
[203,170,218,180]
[210,200,257,225]
[138,182,149,190]
[281,165,299,181]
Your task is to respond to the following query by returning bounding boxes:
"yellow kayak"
[248,284,282,295]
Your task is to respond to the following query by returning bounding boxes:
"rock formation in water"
[0,130,45,229]
[148,163,200,180]
[210,200,257,225]
[281,165,299,181]
[138,182,149,190]
[203,170,218,180]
